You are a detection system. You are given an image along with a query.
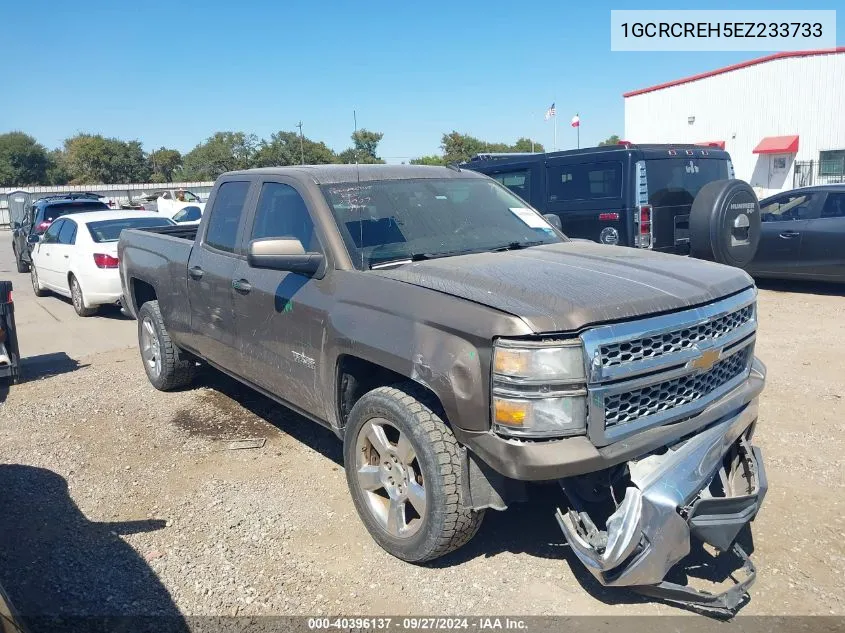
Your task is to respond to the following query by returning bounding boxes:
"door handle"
[779,231,800,239]
[63,254,69,258]
[188,266,204,279]
[232,279,252,293]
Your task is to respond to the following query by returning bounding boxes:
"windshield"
[86,217,174,242]
[646,158,730,207]
[321,178,562,269]
[43,201,109,222]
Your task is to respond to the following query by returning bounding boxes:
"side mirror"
[247,237,324,275]
[27,234,42,245]
[543,213,563,231]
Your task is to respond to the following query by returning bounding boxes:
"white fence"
[0,181,215,226]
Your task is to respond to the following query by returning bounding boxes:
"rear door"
[53,219,79,292]
[232,178,332,420]
[644,156,731,254]
[747,191,823,278]
[481,162,543,209]
[185,179,256,369]
[800,192,845,280]
[544,157,627,244]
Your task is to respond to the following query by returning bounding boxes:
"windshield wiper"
[490,240,548,252]
[369,252,451,269]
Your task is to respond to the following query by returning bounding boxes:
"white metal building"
[624,47,845,197]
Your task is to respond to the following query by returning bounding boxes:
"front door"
[233,179,331,420]
[748,191,823,278]
[34,219,65,288]
[185,180,254,369]
[800,192,845,280]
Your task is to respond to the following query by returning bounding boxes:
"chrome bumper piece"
[556,400,766,598]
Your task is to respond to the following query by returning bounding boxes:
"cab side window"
[761,193,817,222]
[58,220,77,245]
[491,170,531,200]
[251,182,320,252]
[548,162,622,202]
[204,181,251,253]
[821,193,845,218]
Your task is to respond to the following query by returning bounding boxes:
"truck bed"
[139,224,199,241]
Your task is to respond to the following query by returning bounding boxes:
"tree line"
[0,128,558,187]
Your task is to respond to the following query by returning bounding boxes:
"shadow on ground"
[755,277,844,296]
[0,464,188,632]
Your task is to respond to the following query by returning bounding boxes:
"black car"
[746,185,845,282]
[11,193,110,273]
[461,143,761,267]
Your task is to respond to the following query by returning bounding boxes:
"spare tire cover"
[689,179,761,268]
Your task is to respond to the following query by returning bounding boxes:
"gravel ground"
[0,280,843,628]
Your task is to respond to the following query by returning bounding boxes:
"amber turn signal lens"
[494,398,528,426]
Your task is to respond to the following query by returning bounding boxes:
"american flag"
[544,103,556,120]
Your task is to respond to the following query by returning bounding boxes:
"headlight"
[492,339,588,438]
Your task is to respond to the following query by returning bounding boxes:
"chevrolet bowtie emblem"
[689,348,721,372]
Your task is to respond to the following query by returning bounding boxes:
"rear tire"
[137,300,197,391]
[14,247,29,274]
[70,275,97,317]
[689,179,761,268]
[343,383,484,563]
[30,265,48,297]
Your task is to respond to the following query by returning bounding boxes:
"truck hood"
[371,242,753,333]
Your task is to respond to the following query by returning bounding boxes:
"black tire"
[30,265,48,297]
[343,383,484,563]
[13,247,29,273]
[69,275,97,317]
[137,300,197,391]
[689,179,761,268]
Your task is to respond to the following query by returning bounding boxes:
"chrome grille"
[604,348,750,427]
[599,304,753,368]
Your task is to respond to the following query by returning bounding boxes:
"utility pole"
[296,121,305,165]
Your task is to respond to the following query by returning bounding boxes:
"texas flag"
[571,114,580,128]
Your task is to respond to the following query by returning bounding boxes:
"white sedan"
[29,211,175,317]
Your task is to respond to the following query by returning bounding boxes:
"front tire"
[137,300,197,391]
[30,265,48,297]
[343,383,484,563]
[69,275,97,317]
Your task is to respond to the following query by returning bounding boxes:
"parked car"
[119,165,767,611]
[461,143,762,268]
[0,281,21,385]
[11,193,111,273]
[171,205,203,225]
[139,189,206,219]
[745,185,845,282]
[30,211,175,317]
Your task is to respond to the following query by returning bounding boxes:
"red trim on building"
[752,135,799,154]
[624,47,845,98]
[696,141,726,150]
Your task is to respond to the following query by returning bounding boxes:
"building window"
[819,150,845,176]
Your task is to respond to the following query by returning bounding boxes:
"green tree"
[338,129,385,164]
[148,147,182,182]
[63,134,150,184]
[409,155,446,166]
[254,131,337,167]
[0,132,50,186]
[512,137,544,153]
[45,148,70,185]
[598,134,621,146]
[181,132,259,180]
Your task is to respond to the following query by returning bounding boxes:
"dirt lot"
[1,237,844,625]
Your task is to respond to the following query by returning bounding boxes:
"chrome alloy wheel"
[140,317,162,378]
[354,418,427,538]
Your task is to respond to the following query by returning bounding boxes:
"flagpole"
[554,104,558,152]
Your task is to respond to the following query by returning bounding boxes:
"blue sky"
[2,0,842,162]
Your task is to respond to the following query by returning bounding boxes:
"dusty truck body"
[118,165,767,610]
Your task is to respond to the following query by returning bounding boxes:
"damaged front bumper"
[556,403,766,609]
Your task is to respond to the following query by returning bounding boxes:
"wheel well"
[131,279,157,313]
[336,355,446,429]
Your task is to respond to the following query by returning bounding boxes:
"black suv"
[462,143,762,267]
[11,193,110,272]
